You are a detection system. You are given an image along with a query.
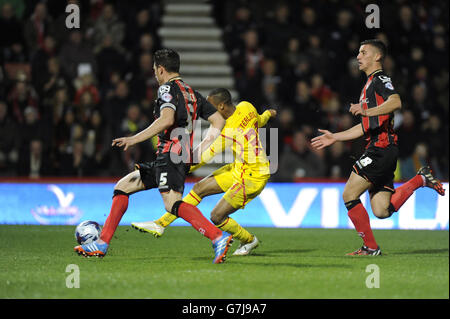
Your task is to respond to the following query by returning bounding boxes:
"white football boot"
[232,236,259,256]
[131,221,165,238]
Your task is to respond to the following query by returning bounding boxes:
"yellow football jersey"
[199,101,271,179]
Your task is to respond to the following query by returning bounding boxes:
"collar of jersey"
[168,76,182,82]
[226,108,239,124]
[367,69,383,78]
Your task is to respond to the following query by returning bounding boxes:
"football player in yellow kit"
[132,88,276,256]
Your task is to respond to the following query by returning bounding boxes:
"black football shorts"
[352,145,399,193]
[135,153,188,194]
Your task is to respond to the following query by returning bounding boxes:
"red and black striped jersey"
[154,78,216,162]
[359,69,398,149]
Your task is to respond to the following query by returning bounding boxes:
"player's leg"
[162,188,221,240]
[387,166,445,216]
[100,170,146,243]
[74,170,146,257]
[133,165,232,236]
[210,178,264,255]
[153,158,223,243]
[209,196,246,258]
[162,189,233,264]
[343,172,380,254]
[231,177,268,255]
[156,174,225,226]
[210,197,239,233]
[370,190,394,219]
[130,179,208,236]
[211,197,259,256]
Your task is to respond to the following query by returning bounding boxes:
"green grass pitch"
[0,225,448,299]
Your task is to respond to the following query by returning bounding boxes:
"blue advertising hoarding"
[0,182,448,230]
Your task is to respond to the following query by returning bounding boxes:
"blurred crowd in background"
[0,0,448,182]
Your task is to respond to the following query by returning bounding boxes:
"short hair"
[208,88,232,106]
[153,48,180,73]
[360,39,387,62]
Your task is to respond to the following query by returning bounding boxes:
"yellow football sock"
[155,212,177,228]
[155,190,203,227]
[218,217,254,244]
[183,189,203,206]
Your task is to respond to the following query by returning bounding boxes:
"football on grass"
[75,220,101,245]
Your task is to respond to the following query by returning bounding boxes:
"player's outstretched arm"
[112,107,175,151]
[311,124,364,149]
[257,109,277,127]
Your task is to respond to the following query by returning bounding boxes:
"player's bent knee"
[114,179,130,193]
[374,212,390,219]
[114,182,133,196]
[192,183,204,197]
[344,199,361,212]
[113,189,129,197]
[210,212,225,225]
[372,208,391,219]
[342,191,357,204]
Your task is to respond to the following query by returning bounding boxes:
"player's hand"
[188,163,201,173]
[310,129,336,150]
[349,103,367,116]
[112,136,136,151]
[268,109,277,118]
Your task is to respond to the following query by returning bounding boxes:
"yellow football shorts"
[212,163,269,209]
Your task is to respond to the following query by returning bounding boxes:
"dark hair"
[360,39,387,62]
[153,48,180,73]
[208,88,232,106]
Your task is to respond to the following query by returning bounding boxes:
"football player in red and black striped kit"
[312,39,445,255]
[75,49,234,263]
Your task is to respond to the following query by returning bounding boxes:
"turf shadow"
[394,248,449,255]
[189,256,215,261]
[251,248,316,256]
[229,261,352,269]
[186,249,317,261]
[187,256,352,268]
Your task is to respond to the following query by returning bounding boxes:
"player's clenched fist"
[268,109,277,118]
